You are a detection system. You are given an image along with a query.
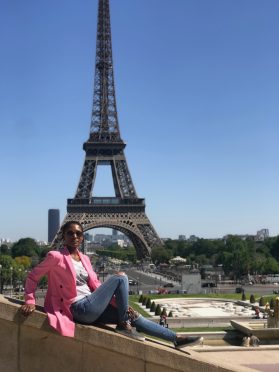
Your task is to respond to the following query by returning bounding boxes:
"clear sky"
[0,0,278,242]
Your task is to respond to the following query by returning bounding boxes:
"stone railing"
[0,295,246,372]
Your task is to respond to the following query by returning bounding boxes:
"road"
[124,269,279,297]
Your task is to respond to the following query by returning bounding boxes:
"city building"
[181,272,202,294]
[112,229,118,242]
[178,235,186,241]
[84,232,93,242]
[48,209,60,243]
[188,235,198,242]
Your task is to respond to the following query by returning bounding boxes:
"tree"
[142,297,148,306]
[224,236,251,280]
[0,255,24,291]
[262,257,279,274]
[0,244,10,255]
[146,298,151,308]
[270,236,279,260]
[38,246,52,260]
[155,304,161,316]
[11,238,39,258]
[259,297,266,306]
[250,294,256,303]
[151,246,171,264]
[150,301,156,312]
[14,256,31,269]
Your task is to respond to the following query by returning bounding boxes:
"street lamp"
[137,277,139,294]
[18,268,22,297]
[10,267,13,297]
[0,264,2,294]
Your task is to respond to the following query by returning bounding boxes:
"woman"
[21,221,201,348]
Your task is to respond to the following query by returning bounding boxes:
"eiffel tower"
[53,0,162,258]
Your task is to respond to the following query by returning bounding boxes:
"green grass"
[128,300,151,317]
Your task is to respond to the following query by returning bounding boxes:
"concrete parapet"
[0,295,253,372]
[231,319,279,339]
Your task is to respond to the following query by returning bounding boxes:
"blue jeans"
[71,274,177,342]
[71,274,129,324]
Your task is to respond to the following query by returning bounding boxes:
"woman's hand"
[21,303,36,316]
[115,271,126,276]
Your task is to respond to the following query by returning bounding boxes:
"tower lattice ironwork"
[53,0,163,258]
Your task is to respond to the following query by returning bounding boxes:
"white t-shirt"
[71,258,92,303]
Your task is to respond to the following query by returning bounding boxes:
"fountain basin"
[231,320,279,340]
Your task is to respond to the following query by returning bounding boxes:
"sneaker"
[115,322,145,341]
[174,336,203,349]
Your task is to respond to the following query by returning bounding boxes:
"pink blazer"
[24,247,103,337]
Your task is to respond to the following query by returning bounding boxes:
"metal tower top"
[89,0,121,142]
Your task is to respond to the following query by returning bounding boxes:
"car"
[235,287,243,293]
[273,289,279,294]
[157,288,169,294]
[128,279,138,286]
[202,282,217,288]
[163,283,174,288]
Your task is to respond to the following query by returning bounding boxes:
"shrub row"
[138,295,173,317]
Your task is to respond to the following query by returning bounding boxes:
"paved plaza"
[154,298,255,318]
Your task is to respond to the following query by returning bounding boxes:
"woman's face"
[63,223,84,249]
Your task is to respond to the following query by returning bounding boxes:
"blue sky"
[0,0,278,242]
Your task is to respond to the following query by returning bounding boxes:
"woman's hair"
[61,221,83,237]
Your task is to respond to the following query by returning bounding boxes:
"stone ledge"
[0,295,251,372]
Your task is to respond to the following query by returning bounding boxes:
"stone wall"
[0,295,248,372]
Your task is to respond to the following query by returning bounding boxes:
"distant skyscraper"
[112,229,118,242]
[178,235,186,241]
[48,209,60,243]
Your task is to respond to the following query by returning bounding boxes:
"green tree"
[155,304,161,316]
[11,238,39,258]
[146,298,151,309]
[0,244,10,255]
[0,255,24,291]
[224,236,251,280]
[14,256,32,269]
[142,297,148,306]
[270,236,279,260]
[150,301,156,312]
[38,246,52,260]
[250,294,256,303]
[151,246,171,264]
[262,257,279,274]
[259,297,266,306]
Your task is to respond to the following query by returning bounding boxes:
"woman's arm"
[21,251,58,315]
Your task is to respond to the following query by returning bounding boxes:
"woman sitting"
[21,221,201,348]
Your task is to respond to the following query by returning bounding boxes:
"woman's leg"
[71,274,129,324]
[132,314,176,342]
[94,304,119,324]
[129,308,202,346]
